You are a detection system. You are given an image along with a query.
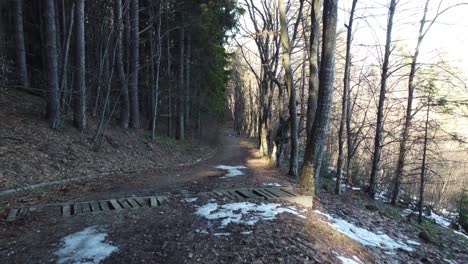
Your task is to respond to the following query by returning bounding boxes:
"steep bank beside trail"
[0,89,213,192]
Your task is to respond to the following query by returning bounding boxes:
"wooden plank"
[228,190,244,199]
[81,203,91,213]
[236,189,258,199]
[219,191,236,200]
[264,188,286,198]
[99,201,111,211]
[90,202,100,212]
[150,196,158,207]
[6,208,19,221]
[277,188,297,197]
[72,203,82,214]
[157,196,169,204]
[254,189,277,199]
[118,199,131,209]
[62,204,71,217]
[127,198,140,209]
[109,199,123,210]
[134,197,147,207]
[18,208,29,217]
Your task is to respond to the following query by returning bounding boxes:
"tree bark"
[336,0,358,194]
[176,22,185,140]
[45,0,61,129]
[73,0,86,131]
[306,0,320,136]
[278,0,298,178]
[115,0,130,129]
[391,0,429,205]
[128,0,140,129]
[418,99,430,223]
[14,0,29,88]
[300,0,338,194]
[369,0,397,198]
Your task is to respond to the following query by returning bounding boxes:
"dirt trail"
[1,127,293,208]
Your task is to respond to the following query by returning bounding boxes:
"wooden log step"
[118,199,131,209]
[99,201,111,211]
[81,203,91,213]
[62,204,71,217]
[253,189,277,199]
[6,208,19,221]
[150,196,158,207]
[227,190,244,199]
[126,198,140,209]
[133,197,147,207]
[219,191,236,200]
[109,199,123,210]
[263,188,288,198]
[90,202,100,212]
[72,203,82,214]
[236,189,260,199]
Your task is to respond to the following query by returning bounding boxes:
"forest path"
[1,126,295,208]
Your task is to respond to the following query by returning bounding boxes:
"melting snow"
[213,232,231,236]
[241,231,253,235]
[54,226,118,264]
[214,165,247,178]
[262,182,282,187]
[196,202,304,228]
[314,210,413,251]
[337,256,363,264]
[182,197,198,203]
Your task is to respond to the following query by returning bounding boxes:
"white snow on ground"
[214,165,247,178]
[337,256,363,264]
[54,226,118,264]
[262,182,282,187]
[182,197,198,203]
[196,202,305,228]
[213,232,231,236]
[406,240,421,246]
[314,210,414,251]
[401,209,468,239]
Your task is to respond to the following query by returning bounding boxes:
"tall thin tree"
[336,0,358,194]
[74,0,86,131]
[368,0,397,198]
[115,0,130,129]
[300,0,338,194]
[14,0,29,88]
[128,0,140,129]
[45,0,61,129]
[306,0,320,136]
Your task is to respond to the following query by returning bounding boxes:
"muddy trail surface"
[1,128,293,208]
[1,128,467,264]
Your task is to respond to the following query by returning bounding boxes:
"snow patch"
[55,226,118,264]
[314,210,413,251]
[213,232,231,236]
[182,197,198,203]
[196,202,304,228]
[337,256,362,264]
[262,182,282,187]
[241,231,253,235]
[214,165,247,178]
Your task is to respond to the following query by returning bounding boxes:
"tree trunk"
[176,23,185,140]
[73,0,86,131]
[306,0,320,136]
[368,0,396,199]
[336,0,358,194]
[418,99,430,223]
[45,0,61,129]
[114,0,129,129]
[300,0,338,194]
[128,0,140,129]
[391,0,429,205]
[185,33,191,130]
[14,0,29,88]
[278,0,299,178]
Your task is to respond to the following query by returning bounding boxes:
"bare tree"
[115,0,130,129]
[45,0,61,129]
[306,0,320,136]
[300,0,338,194]
[14,0,29,88]
[128,0,140,129]
[336,0,358,194]
[74,0,86,131]
[368,0,397,198]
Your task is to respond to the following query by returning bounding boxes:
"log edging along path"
[0,148,218,197]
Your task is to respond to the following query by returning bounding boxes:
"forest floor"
[1,90,467,263]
